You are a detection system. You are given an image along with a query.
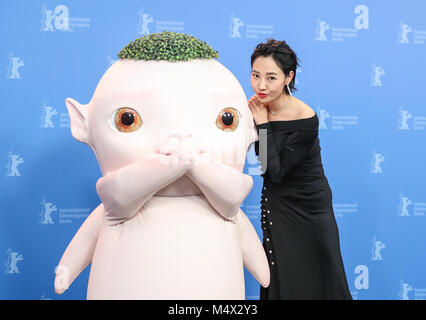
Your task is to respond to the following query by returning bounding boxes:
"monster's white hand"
[96,138,194,226]
[54,204,103,294]
[186,152,253,222]
[236,212,270,288]
[54,265,70,294]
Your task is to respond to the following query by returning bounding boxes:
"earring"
[287,84,292,96]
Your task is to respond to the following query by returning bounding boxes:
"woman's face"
[250,55,288,104]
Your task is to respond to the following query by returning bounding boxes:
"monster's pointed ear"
[65,98,89,143]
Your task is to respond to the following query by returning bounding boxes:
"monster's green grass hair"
[117,31,219,62]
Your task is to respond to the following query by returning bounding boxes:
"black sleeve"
[255,122,317,184]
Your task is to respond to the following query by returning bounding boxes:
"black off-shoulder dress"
[254,114,352,300]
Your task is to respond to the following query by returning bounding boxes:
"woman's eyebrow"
[251,69,279,76]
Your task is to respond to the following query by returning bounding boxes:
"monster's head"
[66,32,257,188]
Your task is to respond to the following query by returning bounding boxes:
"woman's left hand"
[248,95,269,125]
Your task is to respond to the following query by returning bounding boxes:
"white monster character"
[54,32,269,299]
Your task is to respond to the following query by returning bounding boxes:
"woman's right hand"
[248,95,269,125]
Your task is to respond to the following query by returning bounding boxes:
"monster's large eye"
[216,107,240,132]
[114,107,142,132]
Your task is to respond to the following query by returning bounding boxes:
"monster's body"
[54,33,269,299]
[88,196,248,299]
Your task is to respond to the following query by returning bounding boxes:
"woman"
[248,39,352,300]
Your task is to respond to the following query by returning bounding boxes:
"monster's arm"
[236,210,270,288]
[96,156,192,225]
[186,161,253,221]
[54,203,104,294]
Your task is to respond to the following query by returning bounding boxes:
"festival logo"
[137,10,184,35]
[40,103,58,128]
[371,151,385,174]
[40,102,70,129]
[5,247,23,274]
[398,21,426,45]
[398,194,413,216]
[38,196,90,225]
[398,108,412,130]
[6,151,24,177]
[39,198,57,225]
[228,13,273,39]
[318,108,330,129]
[6,51,24,80]
[399,280,413,300]
[398,22,412,44]
[317,107,358,130]
[229,14,244,38]
[397,108,426,130]
[399,280,426,300]
[398,193,426,217]
[315,19,330,41]
[371,236,385,261]
[137,10,154,35]
[371,64,385,87]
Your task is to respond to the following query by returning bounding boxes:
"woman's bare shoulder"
[293,97,316,119]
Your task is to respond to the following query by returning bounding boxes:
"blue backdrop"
[1,0,425,300]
